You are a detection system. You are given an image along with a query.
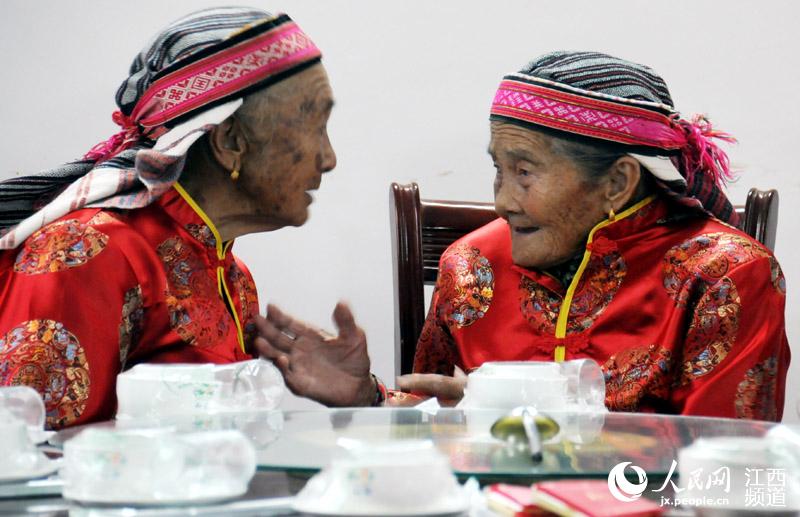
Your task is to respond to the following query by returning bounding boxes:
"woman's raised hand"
[255,302,376,407]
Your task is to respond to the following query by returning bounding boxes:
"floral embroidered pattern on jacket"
[158,237,229,348]
[413,291,463,375]
[519,250,626,335]
[735,356,778,421]
[519,277,561,334]
[118,285,144,368]
[228,262,259,346]
[568,250,626,333]
[186,223,217,249]
[663,232,769,307]
[0,319,90,429]
[680,277,740,384]
[13,219,108,275]
[437,244,494,328]
[87,212,120,227]
[603,345,673,411]
[769,256,786,295]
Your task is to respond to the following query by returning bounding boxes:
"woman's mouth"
[513,225,540,235]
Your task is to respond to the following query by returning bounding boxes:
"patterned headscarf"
[490,51,739,226]
[0,7,322,249]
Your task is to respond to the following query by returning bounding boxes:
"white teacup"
[0,386,46,437]
[212,359,286,409]
[466,362,568,410]
[560,358,606,407]
[461,360,608,411]
[479,361,562,379]
[116,360,285,421]
[116,364,222,420]
[62,428,256,504]
[0,417,45,475]
[679,437,799,512]
[293,440,467,515]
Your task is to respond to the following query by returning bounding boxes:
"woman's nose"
[320,135,336,173]
[494,175,518,214]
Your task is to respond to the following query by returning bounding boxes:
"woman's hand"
[254,302,375,407]
[396,366,468,406]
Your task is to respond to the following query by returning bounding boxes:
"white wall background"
[2,1,798,421]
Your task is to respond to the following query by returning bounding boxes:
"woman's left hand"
[396,366,468,406]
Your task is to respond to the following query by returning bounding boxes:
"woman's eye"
[518,168,531,177]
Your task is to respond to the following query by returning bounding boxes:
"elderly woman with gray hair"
[258,51,790,420]
[0,7,350,429]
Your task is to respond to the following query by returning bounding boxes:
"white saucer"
[0,458,60,483]
[29,429,55,444]
[293,478,468,517]
[62,486,247,507]
[292,500,467,517]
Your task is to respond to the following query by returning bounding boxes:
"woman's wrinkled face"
[489,122,608,269]
[237,64,337,230]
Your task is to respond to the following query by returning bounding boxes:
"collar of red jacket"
[511,195,679,293]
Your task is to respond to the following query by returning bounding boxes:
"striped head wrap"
[490,51,739,226]
[0,7,322,249]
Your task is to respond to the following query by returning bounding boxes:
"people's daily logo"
[608,462,649,502]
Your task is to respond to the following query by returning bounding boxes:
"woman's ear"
[207,117,247,172]
[605,156,642,212]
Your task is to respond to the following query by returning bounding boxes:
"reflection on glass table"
[0,470,298,516]
[249,408,774,483]
[8,408,776,515]
[51,408,775,485]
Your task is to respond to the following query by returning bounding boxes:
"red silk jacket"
[0,184,257,429]
[413,196,790,420]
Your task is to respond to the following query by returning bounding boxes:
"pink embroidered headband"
[490,75,736,188]
[85,14,322,163]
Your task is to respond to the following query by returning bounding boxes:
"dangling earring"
[608,207,616,222]
[230,167,240,181]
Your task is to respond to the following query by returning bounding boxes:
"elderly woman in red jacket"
[0,7,345,429]
[258,51,790,420]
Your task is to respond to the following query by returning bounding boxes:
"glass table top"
[249,408,774,482]
[54,408,775,483]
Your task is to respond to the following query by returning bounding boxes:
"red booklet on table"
[486,480,663,517]
[485,484,551,516]
[533,480,663,517]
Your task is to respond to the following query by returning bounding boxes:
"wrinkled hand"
[255,302,375,407]
[396,366,467,407]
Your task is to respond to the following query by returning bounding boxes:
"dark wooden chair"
[734,188,779,252]
[390,182,779,376]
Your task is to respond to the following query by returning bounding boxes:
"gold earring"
[608,208,616,222]
[230,168,240,181]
